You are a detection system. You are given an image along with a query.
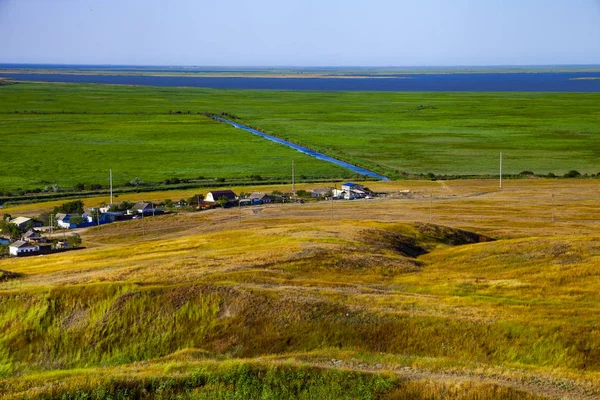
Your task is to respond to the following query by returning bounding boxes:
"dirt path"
[269,358,598,400]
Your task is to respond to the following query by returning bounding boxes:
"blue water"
[213,116,388,181]
[1,72,600,92]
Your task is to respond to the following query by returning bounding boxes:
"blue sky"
[1,0,599,66]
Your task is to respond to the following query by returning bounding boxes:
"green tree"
[66,233,82,248]
[0,219,22,241]
[129,177,144,187]
[188,194,204,205]
[296,190,311,198]
[217,196,230,208]
[53,200,84,215]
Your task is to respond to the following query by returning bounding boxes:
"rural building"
[56,241,71,250]
[99,204,123,213]
[341,182,364,192]
[100,211,127,223]
[239,198,252,206]
[22,229,43,243]
[55,213,82,229]
[311,188,332,198]
[129,202,154,215]
[9,217,33,229]
[249,192,272,205]
[9,240,40,256]
[0,237,9,246]
[205,190,237,204]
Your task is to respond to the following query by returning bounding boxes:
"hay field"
[1,179,599,399]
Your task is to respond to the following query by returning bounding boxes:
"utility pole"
[292,159,295,194]
[499,152,503,189]
[551,193,555,223]
[110,169,113,204]
[331,183,336,220]
[141,211,145,237]
[429,191,433,222]
[97,208,100,226]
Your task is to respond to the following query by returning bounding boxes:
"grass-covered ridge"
[2,179,600,398]
[1,83,599,191]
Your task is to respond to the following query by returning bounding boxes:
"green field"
[1,82,599,192]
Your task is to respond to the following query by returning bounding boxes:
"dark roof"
[249,192,270,200]
[208,190,236,200]
[23,230,41,239]
[131,202,152,211]
[10,240,37,248]
[55,213,78,221]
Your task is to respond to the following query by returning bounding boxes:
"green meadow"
[1,82,599,192]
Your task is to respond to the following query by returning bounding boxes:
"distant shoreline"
[1,65,600,79]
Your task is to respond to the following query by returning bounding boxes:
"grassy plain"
[1,180,599,398]
[1,82,599,192]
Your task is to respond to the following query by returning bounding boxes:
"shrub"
[563,170,581,178]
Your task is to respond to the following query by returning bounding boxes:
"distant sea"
[1,68,599,92]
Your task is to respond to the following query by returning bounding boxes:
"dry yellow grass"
[1,179,599,399]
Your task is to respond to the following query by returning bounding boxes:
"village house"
[22,229,44,243]
[310,188,332,198]
[128,202,155,215]
[9,216,33,230]
[100,211,128,223]
[55,213,82,229]
[333,182,369,200]
[205,190,237,204]
[239,198,252,206]
[341,182,364,192]
[249,192,272,205]
[9,240,40,256]
[56,241,71,250]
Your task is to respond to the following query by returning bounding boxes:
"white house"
[55,213,80,229]
[205,190,237,203]
[128,202,152,215]
[9,240,40,256]
[341,182,364,192]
